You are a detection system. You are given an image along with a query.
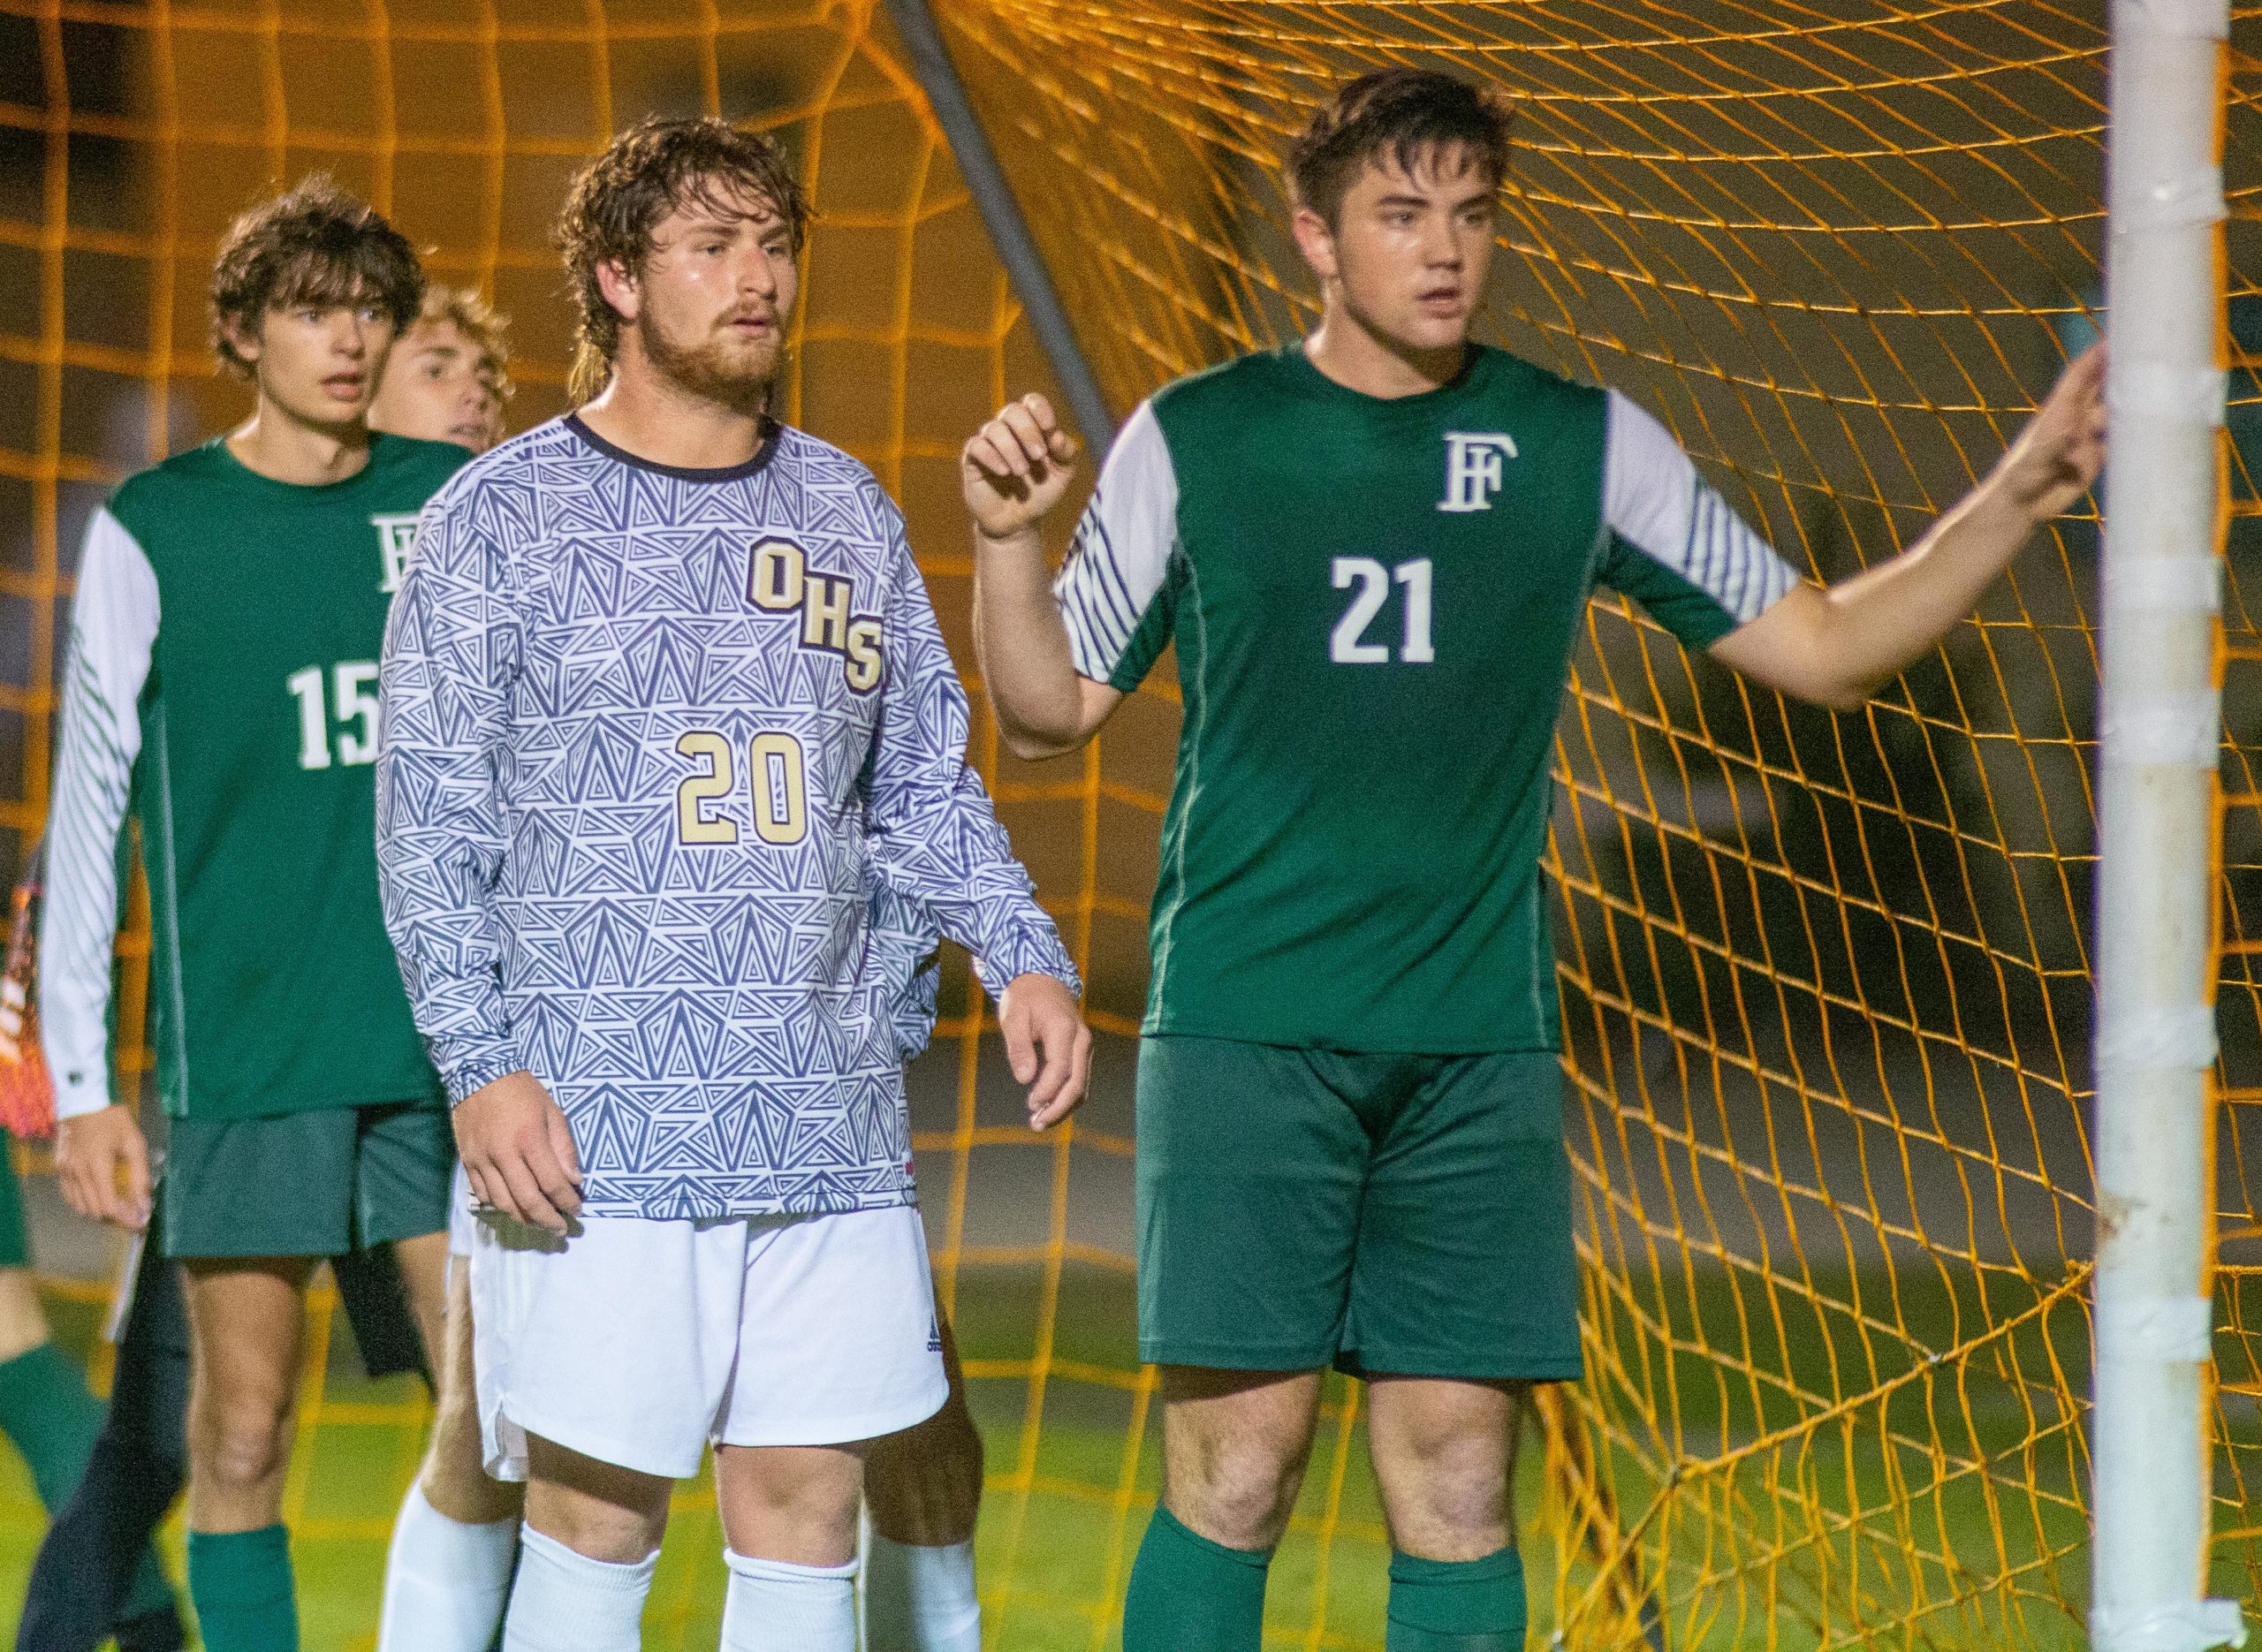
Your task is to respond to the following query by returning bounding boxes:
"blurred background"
[1,1,2259,1647]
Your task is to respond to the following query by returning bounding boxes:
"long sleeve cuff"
[977,920,1082,1002]
[433,1040,529,1108]
[50,1064,114,1120]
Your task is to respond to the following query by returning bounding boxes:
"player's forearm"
[971,525,1095,760]
[1822,479,2038,698]
[1722,477,2039,709]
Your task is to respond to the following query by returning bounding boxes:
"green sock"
[0,1339,105,1508]
[1385,1546,1527,1651]
[0,1340,180,1626]
[187,1526,300,1652]
[1121,1506,1271,1652]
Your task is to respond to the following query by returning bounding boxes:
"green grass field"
[0,1263,2248,1651]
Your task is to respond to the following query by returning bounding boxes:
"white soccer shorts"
[447,1161,475,1259]
[468,1202,945,1481]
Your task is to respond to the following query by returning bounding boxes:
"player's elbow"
[997,716,1089,762]
[1803,676,1882,714]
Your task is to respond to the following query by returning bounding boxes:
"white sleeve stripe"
[1051,398,1179,682]
[1604,389,1799,626]
[1064,512,1140,641]
[40,507,158,1118]
[1057,562,1123,652]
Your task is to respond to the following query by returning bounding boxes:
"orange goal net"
[1,2,2258,1648]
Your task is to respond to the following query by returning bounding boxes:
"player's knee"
[193,1396,295,1493]
[1372,1426,1509,1552]
[1172,1444,1305,1550]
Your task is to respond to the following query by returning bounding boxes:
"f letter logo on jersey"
[748,537,885,693]
[1438,433,1520,513]
[374,514,420,594]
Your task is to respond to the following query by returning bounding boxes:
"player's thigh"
[1341,1051,1581,1384]
[1135,1035,1371,1371]
[472,1212,751,1482]
[0,1139,47,1359]
[391,1229,449,1368]
[717,1205,945,1452]
[162,1110,360,1262]
[0,1266,49,1362]
[180,1256,315,1425]
[421,1258,520,1524]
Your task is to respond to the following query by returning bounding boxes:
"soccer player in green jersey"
[960,71,2107,1652]
[42,178,467,1652]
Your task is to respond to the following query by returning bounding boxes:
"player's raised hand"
[962,393,1082,539]
[1988,340,2107,527]
[55,1103,150,1229]
[454,1068,584,1234]
[997,972,1091,1130]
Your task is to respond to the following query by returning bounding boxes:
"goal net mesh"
[0,2,2257,1648]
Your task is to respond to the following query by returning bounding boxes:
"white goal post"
[2091,1,2243,1648]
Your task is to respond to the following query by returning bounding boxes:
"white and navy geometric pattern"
[376,416,1075,1220]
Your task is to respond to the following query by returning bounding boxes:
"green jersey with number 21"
[1053,342,1803,1055]
[39,432,467,1122]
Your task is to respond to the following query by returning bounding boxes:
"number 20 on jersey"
[676,731,808,846]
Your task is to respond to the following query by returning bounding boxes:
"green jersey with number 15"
[39,432,466,1121]
[1053,342,1802,1054]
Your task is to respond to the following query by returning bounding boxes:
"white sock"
[377,1482,520,1652]
[864,1533,981,1652]
[719,1547,860,1652]
[502,1525,656,1652]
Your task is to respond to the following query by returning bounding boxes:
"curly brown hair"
[557,116,813,403]
[209,175,424,377]
[1287,70,1514,229]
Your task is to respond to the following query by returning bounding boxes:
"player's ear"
[593,256,641,325]
[1290,203,1340,284]
[223,312,264,368]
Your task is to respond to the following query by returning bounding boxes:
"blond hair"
[415,284,514,403]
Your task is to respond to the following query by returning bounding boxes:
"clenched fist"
[961,392,1082,540]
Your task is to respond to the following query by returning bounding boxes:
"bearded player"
[963,70,2106,1652]
[42,178,469,1652]
[376,116,1088,1652]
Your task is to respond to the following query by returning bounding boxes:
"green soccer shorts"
[1135,1035,1583,1381]
[162,1100,453,1261]
[0,1130,27,1269]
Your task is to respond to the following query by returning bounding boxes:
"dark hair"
[209,175,423,377]
[1287,69,1514,227]
[558,115,813,402]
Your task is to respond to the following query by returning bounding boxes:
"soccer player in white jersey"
[962,70,2106,1651]
[376,116,1089,1652]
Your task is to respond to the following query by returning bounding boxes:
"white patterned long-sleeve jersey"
[376,415,1076,1219]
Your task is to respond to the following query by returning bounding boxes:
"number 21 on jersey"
[1331,557,1433,664]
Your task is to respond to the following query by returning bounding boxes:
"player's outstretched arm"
[1712,344,2107,709]
[963,394,1123,760]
